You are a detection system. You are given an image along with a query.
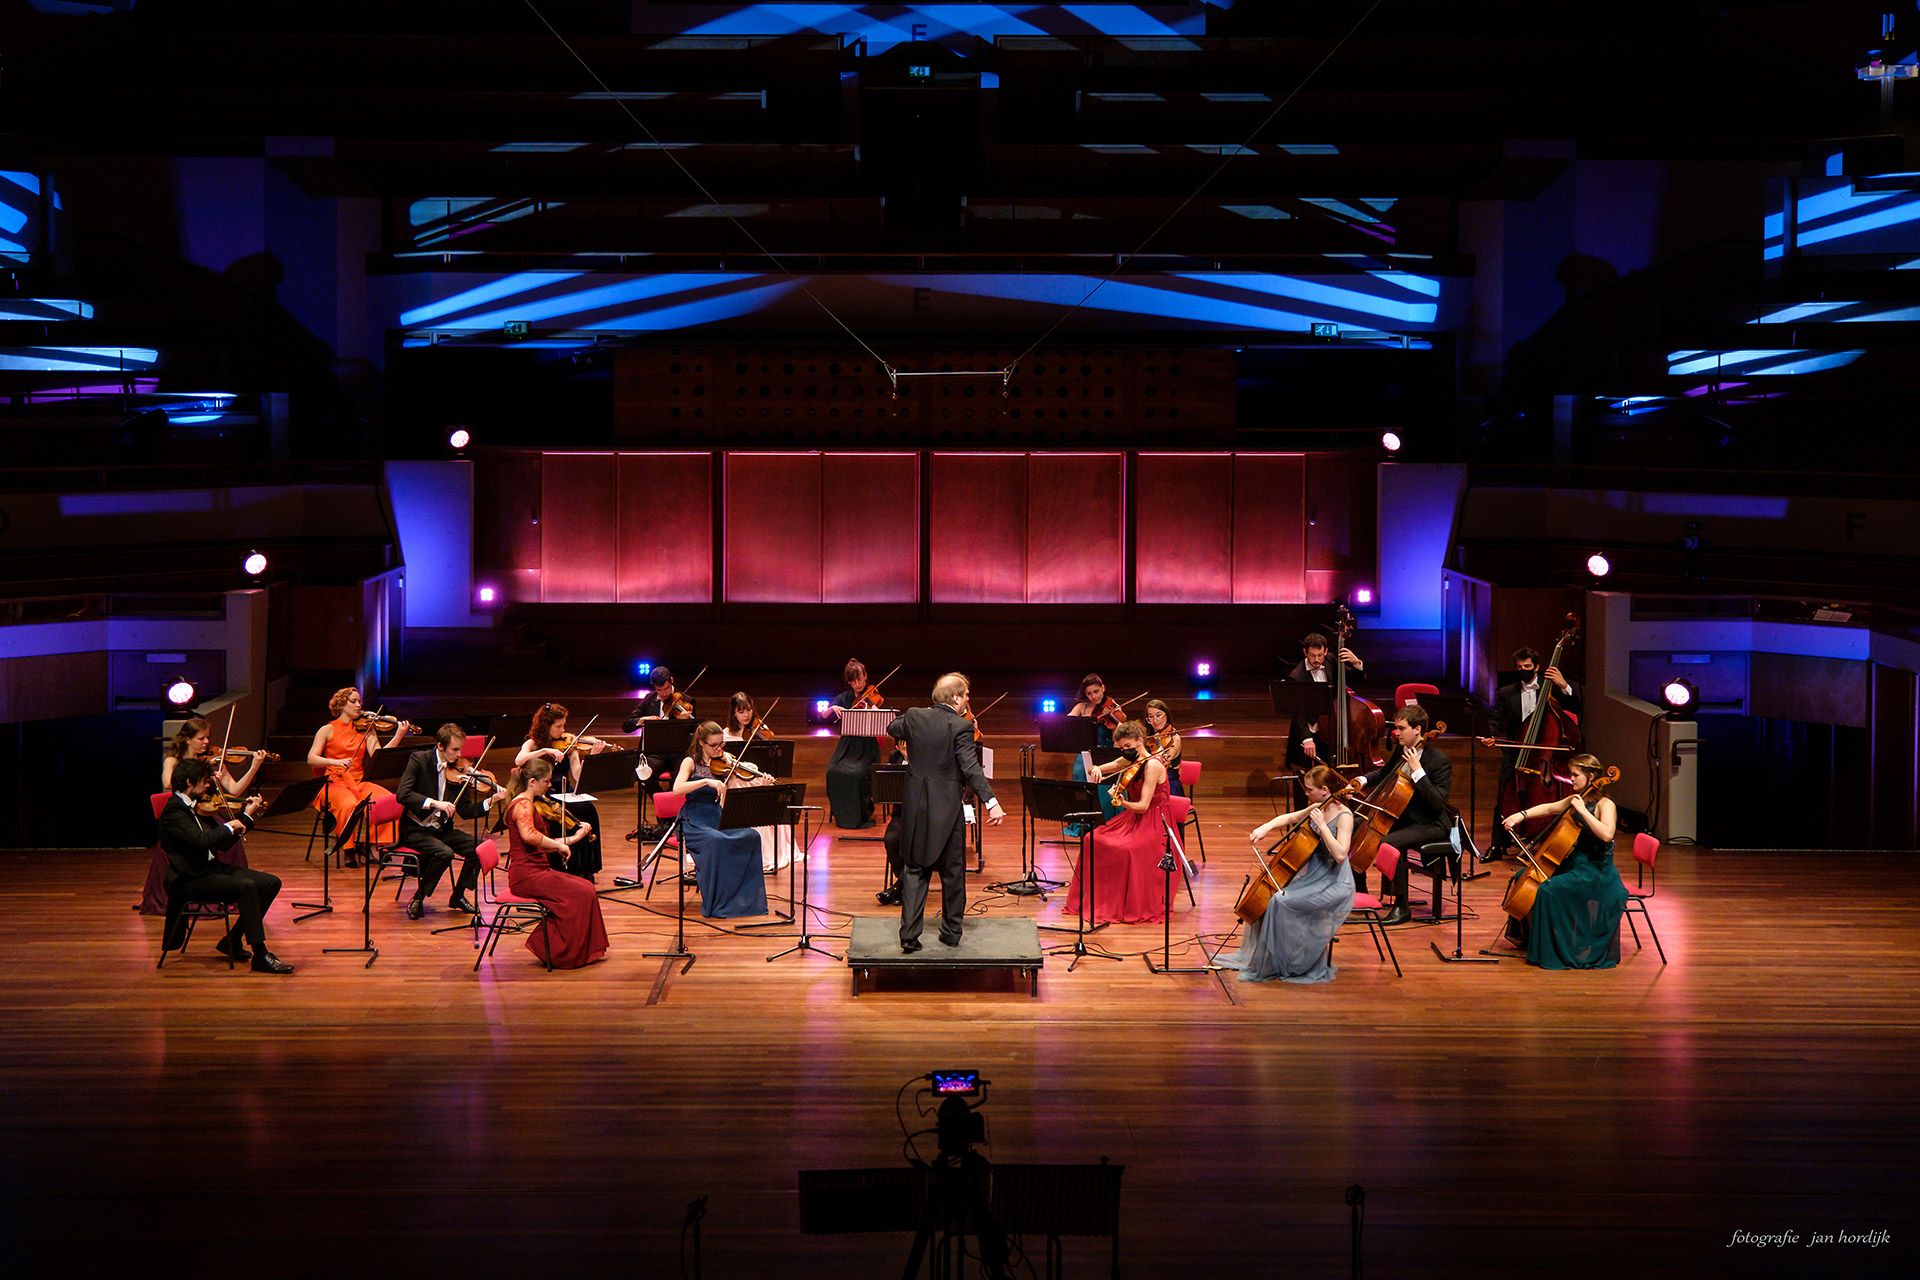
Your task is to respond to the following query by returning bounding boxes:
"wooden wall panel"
[1231,454,1306,603]
[1027,453,1123,604]
[822,453,918,603]
[1305,454,1380,603]
[1136,454,1233,604]
[930,453,1025,603]
[616,453,712,603]
[0,651,107,723]
[725,453,822,602]
[473,455,543,604]
[540,454,620,604]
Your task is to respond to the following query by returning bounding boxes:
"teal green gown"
[1512,824,1628,970]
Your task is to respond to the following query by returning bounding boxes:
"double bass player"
[1479,644,1582,861]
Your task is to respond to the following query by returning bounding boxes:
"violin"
[658,664,709,719]
[1105,745,1154,808]
[549,733,621,755]
[966,692,1009,744]
[1090,691,1149,732]
[716,751,768,780]
[1494,614,1583,840]
[852,662,902,710]
[1500,765,1619,921]
[350,712,403,736]
[448,764,498,796]
[194,792,259,820]
[217,747,278,766]
[531,794,581,832]
[1233,772,1359,924]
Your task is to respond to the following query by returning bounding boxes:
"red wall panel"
[823,453,919,603]
[931,453,1026,603]
[1232,454,1307,603]
[1028,453,1124,604]
[616,453,712,603]
[726,453,822,602]
[540,453,620,603]
[1135,454,1233,604]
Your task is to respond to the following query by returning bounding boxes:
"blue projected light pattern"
[651,4,1206,52]
[1,170,57,262]
[1764,177,1920,260]
[1746,300,1920,325]
[397,269,1450,340]
[1665,349,1865,378]
[0,346,160,373]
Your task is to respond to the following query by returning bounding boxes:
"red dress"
[1065,774,1178,924]
[504,796,609,969]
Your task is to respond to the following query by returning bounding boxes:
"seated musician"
[159,759,292,973]
[394,723,486,920]
[724,692,795,874]
[1220,764,1356,984]
[1349,704,1452,922]
[1067,673,1123,834]
[826,659,881,829]
[142,717,264,915]
[1284,632,1365,771]
[1142,699,1184,797]
[306,688,412,863]
[625,668,694,805]
[502,759,610,969]
[1070,721,1176,924]
[1479,647,1583,860]
[1498,753,1626,969]
[515,703,607,881]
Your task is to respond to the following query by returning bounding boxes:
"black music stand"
[571,749,639,799]
[1412,692,1488,877]
[867,765,908,887]
[1145,817,1209,976]
[320,799,380,967]
[636,718,698,834]
[1048,812,1123,969]
[731,781,809,931]
[601,795,697,976]
[996,775,1072,899]
[1431,818,1499,965]
[1268,682,1336,726]
[363,741,423,785]
[251,777,332,921]
[1035,714,1096,755]
[1020,777,1098,920]
[741,739,793,779]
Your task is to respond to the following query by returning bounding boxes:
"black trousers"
[1365,820,1452,901]
[398,821,480,900]
[168,868,282,950]
[898,821,966,944]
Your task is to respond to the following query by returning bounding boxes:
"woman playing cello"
[306,688,411,862]
[1499,752,1627,969]
[1219,764,1356,984]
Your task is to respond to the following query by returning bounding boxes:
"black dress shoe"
[251,950,295,974]
[404,897,425,921]
[937,932,963,947]
[214,935,252,964]
[449,894,479,914]
[1380,905,1413,926]
[899,938,923,953]
[875,886,902,907]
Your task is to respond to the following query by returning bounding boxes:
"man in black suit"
[1350,704,1453,924]
[885,673,1005,951]
[394,723,483,920]
[159,759,293,973]
[1478,647,1582,859]
[1284,631,1366,770]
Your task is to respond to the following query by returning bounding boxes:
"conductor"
[886,673,1006,952]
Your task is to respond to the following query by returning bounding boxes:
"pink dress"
[1065,775,1178,924]
[504,796,610,969]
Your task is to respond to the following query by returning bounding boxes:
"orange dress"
[311,718,398,848]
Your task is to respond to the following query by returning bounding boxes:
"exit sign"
[1310,322,1339,339]
[503,321,530,337]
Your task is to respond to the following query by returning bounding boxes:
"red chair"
[365,794,425,902]
[470,840,554,972]
[151,791,235,970]
[1176,760,1206,862]
[1338,843,1402,977]
[1623,833,1667,964]
[1157,796,1198,907]
[644,790,688,896]
[1394,682,1440,710]
[459,735,487,761]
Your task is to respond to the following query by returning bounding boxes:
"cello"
[1341,719,1446,878]
[1233,768,1359,924]
[1322,605,1386,771]
[1499,765,1619,921]
[1494,614,1583,838]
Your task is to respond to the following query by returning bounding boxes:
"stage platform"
[846,916,1043,996]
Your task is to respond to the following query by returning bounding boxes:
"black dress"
[826,688,880,828]
[539,742,602,879]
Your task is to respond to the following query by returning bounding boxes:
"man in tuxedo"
[1284,631,1366,770]
[159,759,292,972]
[1350,704,1453,924]
[623,667,695,814]
[1478,647,1582,859]
[885,673,1005,951]
[394,723,483,920]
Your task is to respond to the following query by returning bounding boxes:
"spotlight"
[476,585,497,605]
[448,428,472,450]
[164,679,199,709]
[635,661,653,678]
[1587,553,1613,578]
[1040,697,1058,714]
[807,698,836,727]
[1353,587,1373,605]
[1381,431,1403,452]
[1660,677,1698,715]
[242,550,268,577]
[1195,661,1211,678]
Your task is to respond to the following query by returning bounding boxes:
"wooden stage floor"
[3,773,1916,1277]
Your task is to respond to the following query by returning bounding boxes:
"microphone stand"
[1144,819,1207,976]
[1431,813,1497,965]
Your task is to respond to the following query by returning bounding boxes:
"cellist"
[1218,764,1356,984]
[1347,704,1452,922]
[1479,647,1582,861]
[1497,752,1626,969]
[1284,632,1365,770]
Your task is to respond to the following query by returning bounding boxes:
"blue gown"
[1066,718,1122,837]
[1219,816,1356,984]
[680,764,768,919]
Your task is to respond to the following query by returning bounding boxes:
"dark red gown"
[504,796,609,969]
[1065,774,1177,924]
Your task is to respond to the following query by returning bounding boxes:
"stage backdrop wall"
[470,450,1379,607]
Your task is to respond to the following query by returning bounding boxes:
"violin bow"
[447,735,495,812]
[858,663,903,706]
[973,691,1009,718]
[719,699,778,784]
[674,665,711,715]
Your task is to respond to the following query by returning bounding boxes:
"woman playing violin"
[1499,752,1627,969]
[500,758,609,969]
[1141,699,1184,798]
[306,688,411,861]
[1066,720,1176,924]
[671,722,769,919]
[1219,765,1356,984]
[724,693,794,872]
[140,717,265,915]
[1066,673,1124,833]
[826,659,881,829]
[515,703,607,881]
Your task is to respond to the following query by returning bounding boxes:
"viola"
[1500,765,1619,921]
[194,792,258,820]
[531,794,581,832]
[1105,746,1154,808]
[1342,720,1447,877]
[1495,614,1583,839]
[1233,772,1359,924]
[715,750,769,780]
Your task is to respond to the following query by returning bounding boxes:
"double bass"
[1233,768,1359,924]
[1495,614,1583,838]
[1322,605,1386,771]
[1342,719,1447,877]
[1499,765,1619,920]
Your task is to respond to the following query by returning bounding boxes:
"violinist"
[501,758,609,969]
[1067,673,1124,834]
[1348,704,1452,922]
[515,703,607,881]
[1284,632,1365,770]
[393,724,486,920]
[1141,699,1184,797]
[724,692,794,873]
[826,659,881,829]
[141,717,264,915]
[623,666,696,730]
[671,722,769,919]
[158,759,291,973]
[306,688,412,862]
[1498,752,1626,968]
[1070,720,1176,924]
[1219,764,1356,984]
[1479,647,1583,861]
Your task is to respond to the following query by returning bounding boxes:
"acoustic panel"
[1136,453,1233,604]
[540,453,619,603]
[615,453,712,603]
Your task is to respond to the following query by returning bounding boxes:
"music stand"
[363,742,421,785]
[996,775,1071,898]
[601,797,698,977]
[1144,819,1209,976]
[1268,681,1335,725]
[1023,779,1100,933]
[1035,714,1097,755]
[320,799,380,967]
[731,781,808,929]
[1047,813,1124,969]
[1411,692,1488,876]
[1432,818,1499,965]
[252,777,333,921]
[741,739,793,779]
[638,719,698,833]
[864,765,908,878]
